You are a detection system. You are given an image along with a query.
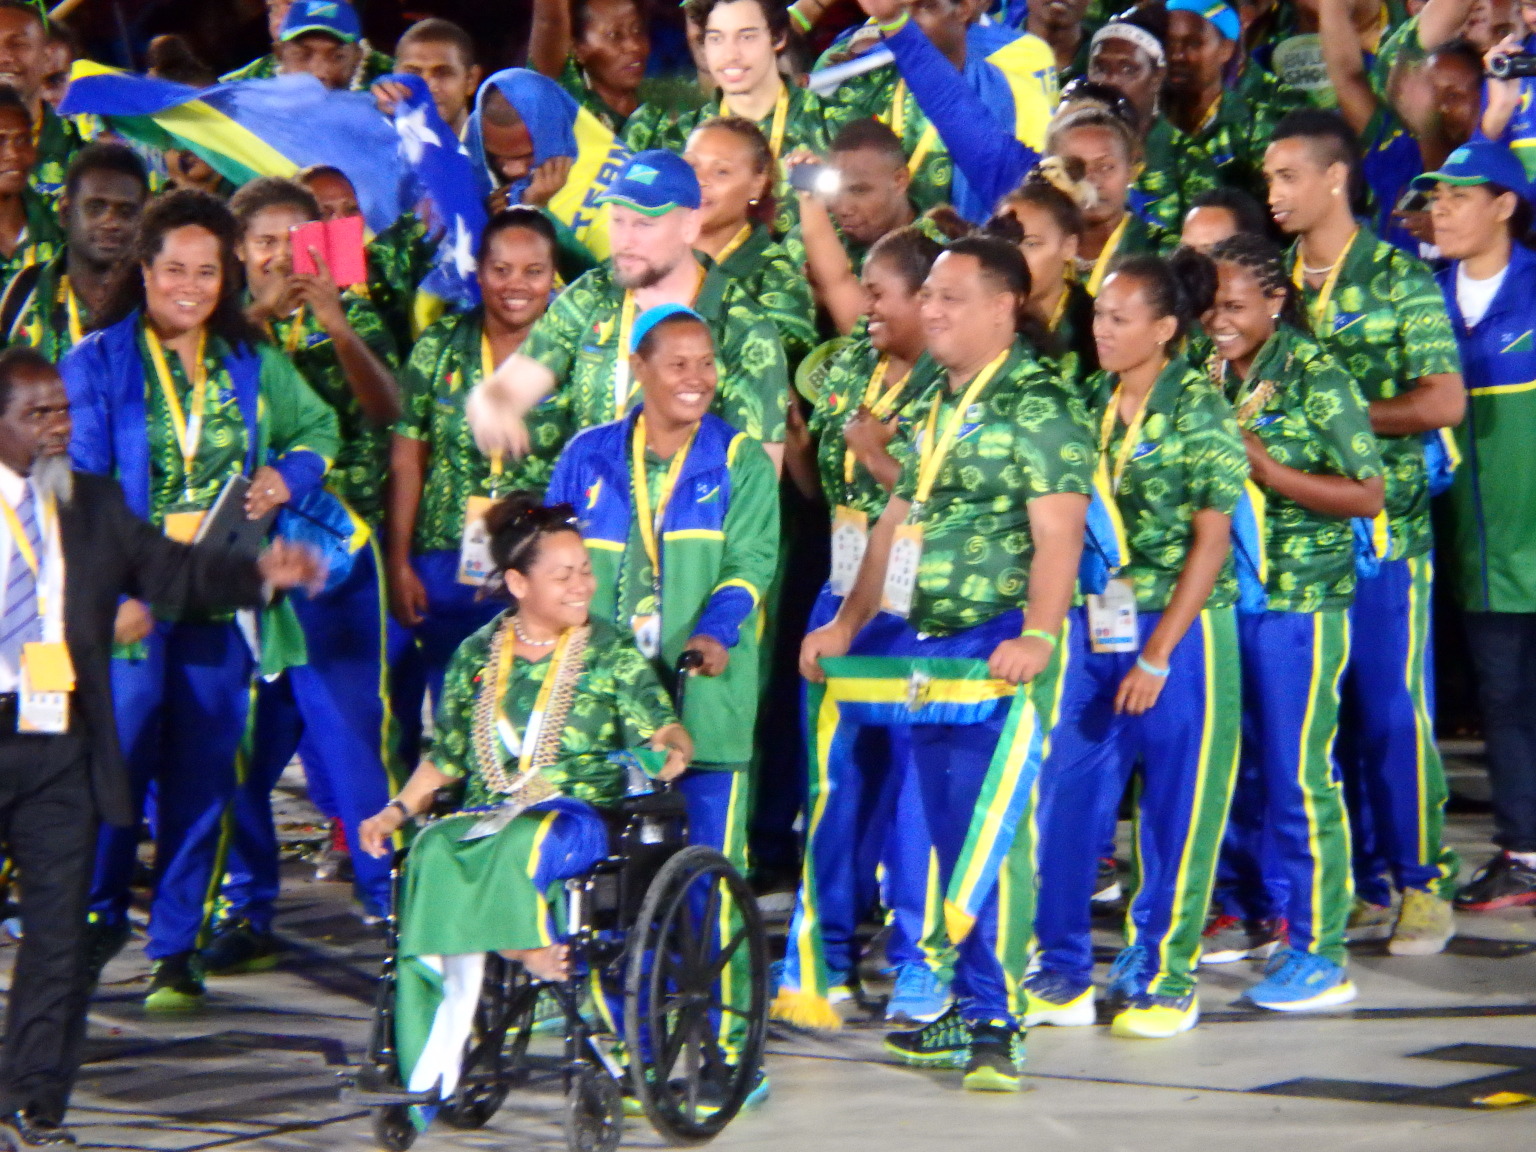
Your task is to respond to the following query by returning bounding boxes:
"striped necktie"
[1,485,43,671]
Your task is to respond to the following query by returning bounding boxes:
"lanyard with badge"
[1291,228,1358,336]
[0,488,73,732]
[829,357,907,596]
[881,349,1008,618]
[459,331,508,586]
[1085,381,1155,653]
[144,326,211,543]
[627,415,696,658]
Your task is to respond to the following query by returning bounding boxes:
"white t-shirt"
[1456,263,1508,329]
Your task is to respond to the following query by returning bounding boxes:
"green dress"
[520,257,790,444]
[1219,325,1385,612]
[396,309,570,553]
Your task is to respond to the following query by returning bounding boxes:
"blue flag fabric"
[464,68,580,204]
[386,73,487,309]
[60,71,408,234]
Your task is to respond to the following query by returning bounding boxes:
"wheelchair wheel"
[564,1065,623,1152]
[370,1103,417,1151]
[623,845,768,1144]
[439,957,537,1129]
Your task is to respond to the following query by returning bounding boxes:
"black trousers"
[1465,612,1536,853]
[0,730,96,1122]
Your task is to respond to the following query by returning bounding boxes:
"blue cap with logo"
[280,0,362,44]
[1411,141,1531,198]
[1164,0,1241,41]
[596,151,702,217]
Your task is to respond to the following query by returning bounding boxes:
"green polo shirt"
[520,258,789,443]
[266,293,398,525]
[1291,228,1461,560]
[396,309,570,553]
[1221,325,1384,612]
[893,341,1095,636]
[1089,355,1249,612]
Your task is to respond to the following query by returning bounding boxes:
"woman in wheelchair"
[358,492,693,1101]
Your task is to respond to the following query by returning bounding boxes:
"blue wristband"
[1136,655,1170,678]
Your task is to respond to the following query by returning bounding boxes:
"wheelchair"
[344,655,770,1152]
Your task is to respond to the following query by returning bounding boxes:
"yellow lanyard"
[725,85,790,158]
[280,305,308,357]
[1098,380,1156,496]
[716,224,752,267]
[1195,94,1221,137]
[144,326,210,500]
[887,80,938,175]
[1086,213,1131,297]
[630,415,698,581]
[1291,228,1359,335]
[492,622,572,776]
[0,487,54,621]
[58,275,83,345]
[841,356,909,486]
[481,330,504,482]
[913,348,1010,506]
[1047,284,1070,332]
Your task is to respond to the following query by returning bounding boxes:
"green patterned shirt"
[893,342,1095,635]
[623,82,832,236]
[1187,71,1306,203]
[397,309,570,552]
[266,294,397,525]
[366,212,435,358]
[143,328,249,527]
[5,252,86,363]
[432,614,677,809]
[1291,228,1461,559]
[824,63,957,215]
[714,223,816,366]
[521,259,789,442]
[809,330,931,519]
[1136,117,1219,236]
[219,46,396,90]
[1222,326,1384,612]
[0,189,64,289]
[33,106,86,201]
[1089,356,1249,611]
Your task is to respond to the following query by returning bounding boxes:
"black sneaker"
[1091,856,1122,905]
[144,951,206,1012]
[1455,853,1536,912]
[202,919,281,975]
[962,1020,1025,1092]
[0,1110,76,1147]
[83,916,132,984]
[883,1003,972,1069]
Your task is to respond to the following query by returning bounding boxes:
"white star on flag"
[396,103,442,166]
[448,215,477,278]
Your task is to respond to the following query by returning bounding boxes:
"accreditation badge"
[631,613,661,660]
[163,509,205,544]
[18,641,74,734]
[881,522,924,619]
[829,505,869,597]
[1086,578,1138,654]
[457,495,496,586]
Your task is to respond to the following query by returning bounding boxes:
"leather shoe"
[0,1111,77,1148]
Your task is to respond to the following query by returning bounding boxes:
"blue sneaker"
[1245,948,1357,1012]
[885,962,952,1024]
[1022,970,1096,1027]
[1105,945,1152,1010]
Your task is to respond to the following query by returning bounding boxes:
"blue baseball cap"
[1165,0,1241,41]
[1411,141,1531,198]
[631,304,707,353]
[280,0,362,44]
[596,151,701,217]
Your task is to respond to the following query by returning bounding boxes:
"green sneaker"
[202,919,281,975]
[883,1003,972,1069]
[962,1021,1026,1092]
[1388,888,1455,956]
[145,952,205,1012]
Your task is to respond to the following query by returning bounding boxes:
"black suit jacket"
[57,472,264,827]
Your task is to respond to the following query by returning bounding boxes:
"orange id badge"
[881,522,923,618]
[19,641,74,733]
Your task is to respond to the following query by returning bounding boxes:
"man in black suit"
[0,346,322,1149]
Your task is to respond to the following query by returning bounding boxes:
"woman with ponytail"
[358,491,691,1113]
[800,235,1094,1092]
[1199,233,1385,1011]
[1025,249,1248,1041]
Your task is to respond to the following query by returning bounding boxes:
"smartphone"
[788,161,842,197]
[1394,188,1430,216]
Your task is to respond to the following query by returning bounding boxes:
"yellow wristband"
[790,7,812,32]
[1020,628,1058,648]
[877,11,911,34]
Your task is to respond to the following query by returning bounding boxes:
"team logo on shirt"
[694,483,720,503]
[1500,331,1533,354]
[585,478,603,508]
[1332,312,1365,335]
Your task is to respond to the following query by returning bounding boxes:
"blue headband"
[631,303,706,353]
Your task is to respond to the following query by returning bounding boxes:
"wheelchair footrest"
[340,1077,441,1108]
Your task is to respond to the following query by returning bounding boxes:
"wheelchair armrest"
[618,786,689,823]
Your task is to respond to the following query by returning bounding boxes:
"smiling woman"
[0,86,60,287]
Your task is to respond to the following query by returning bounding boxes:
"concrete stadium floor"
[6,762,1534,1151]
